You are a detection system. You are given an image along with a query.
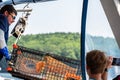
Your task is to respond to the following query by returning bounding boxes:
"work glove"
[0,47,11,61]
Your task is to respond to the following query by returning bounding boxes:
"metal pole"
[81,0,88,80]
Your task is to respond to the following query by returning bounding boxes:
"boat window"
[86,0,120,79]
[7,0,83,79]
[9,0,82,60]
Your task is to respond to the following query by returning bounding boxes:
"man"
[0,4,17,61]
[86,50,113,80]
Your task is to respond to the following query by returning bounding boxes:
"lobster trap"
[7,44,81,80]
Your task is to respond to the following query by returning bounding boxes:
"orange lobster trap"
[7,44,81,80]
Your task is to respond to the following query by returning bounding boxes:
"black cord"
[12,0,15,5]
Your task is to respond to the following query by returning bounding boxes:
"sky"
[86,0,115,38]
[8,0,82,35]
[2,0,115,38]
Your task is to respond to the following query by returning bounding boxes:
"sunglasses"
[9,13,16,20]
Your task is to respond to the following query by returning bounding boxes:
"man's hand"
[106,56,113,69]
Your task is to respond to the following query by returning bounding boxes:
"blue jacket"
[0,14,11,60]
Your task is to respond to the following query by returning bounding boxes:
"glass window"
[5,0,83,79]
[86,0,120,79]
[10,0,82,60]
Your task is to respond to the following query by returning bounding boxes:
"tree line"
[8,32,81,60]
